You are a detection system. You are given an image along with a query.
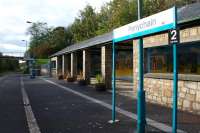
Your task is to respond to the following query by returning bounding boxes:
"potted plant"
[65,72,75,82]
[77,71,87,86]
[57,72,63,80]
[95,74,106,91]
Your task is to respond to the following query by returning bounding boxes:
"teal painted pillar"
[172,6,178,133]
[112,41,116,122]
[137,38,146,133]
[137,0,146,132]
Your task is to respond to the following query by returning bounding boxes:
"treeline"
[0,53,19,73]
[27,0,196,58]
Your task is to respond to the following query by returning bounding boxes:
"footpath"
[45,77,200,133]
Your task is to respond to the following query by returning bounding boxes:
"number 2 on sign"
[169,29,179,44]
[171,30,177,40]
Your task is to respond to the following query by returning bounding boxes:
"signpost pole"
[137,0,146,133]
[113,5,175,131]
[112,40,116,122]
[172,6,178,133]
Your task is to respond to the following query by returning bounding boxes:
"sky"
[0,0,110,57]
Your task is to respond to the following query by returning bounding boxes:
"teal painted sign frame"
[111,6,179,133]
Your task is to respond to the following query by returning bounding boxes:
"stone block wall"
[57,56,63,76]
[133,40,139,95]
[71,52,77,77]
[51,69,57,78]
[143,25,200,48]
[101,45,112,89]
[61,54,71,76]
[83,49,91,83]
[50,56,58,77]
[132,25,200,115]
[143,78,200,114]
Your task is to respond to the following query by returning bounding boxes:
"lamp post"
[26,21,47,24]
[21,40,28,52]
[26,21,32,24]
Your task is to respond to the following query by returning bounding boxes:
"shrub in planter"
[78,79,87,85]
[95,74,106,91]
[66,77,75,82]
[77,71,87,86]
[64,72,75,82]
[57,74,63,80]
[95,83,106,91]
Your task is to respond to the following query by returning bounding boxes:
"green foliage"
[28,23,73,58]
[70,5,98,42]
[35,59,49,65]
[27,0,196,58]
[143,0,196,17]
[0,57,19,73]
[95,74,104,84]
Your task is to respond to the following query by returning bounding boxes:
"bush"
[95,74,104,84]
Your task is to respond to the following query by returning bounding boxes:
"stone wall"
[143,25,200,48]
[133,39,200,114]
[71,52,77,77]
[51,69,57,78]
[50,57,57,77]
[101,45,112,89]
[83,49,91,83]
[57,56,63,76]
[132,25,200,115]
[133,40,139,95]
[143,78,200,114]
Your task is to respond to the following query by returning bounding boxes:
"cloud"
[1,43,26,51]
[0,0,110,57]
[0,43,26,57]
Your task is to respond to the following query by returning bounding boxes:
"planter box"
[57,75,63,80]
[95,83,106,91]
[78,79,87,86]
[66,77,75,82]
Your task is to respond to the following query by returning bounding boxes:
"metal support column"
[172,6,178,133]
[137,0,146,132]
[112,41,116,122]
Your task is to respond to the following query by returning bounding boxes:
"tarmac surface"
[0,74,28,133]
[0,74,200,133]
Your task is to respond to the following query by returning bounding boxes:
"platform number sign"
[169,29,179,44]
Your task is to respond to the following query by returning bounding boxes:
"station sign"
[113,7,176,42]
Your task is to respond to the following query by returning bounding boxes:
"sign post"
[109,40,119,124]
[113,6,176,132]
[171,7,178,133]
[111,40,116,122]
[137,0,146,132]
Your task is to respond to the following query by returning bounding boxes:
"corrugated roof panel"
[178,2,200,23]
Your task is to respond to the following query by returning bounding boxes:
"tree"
[27,22,50,39]
[70,5,98,42]
[143,0,198,17]
[26,0,197,58]
[27,22,72,58]
[0,55,19,73]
